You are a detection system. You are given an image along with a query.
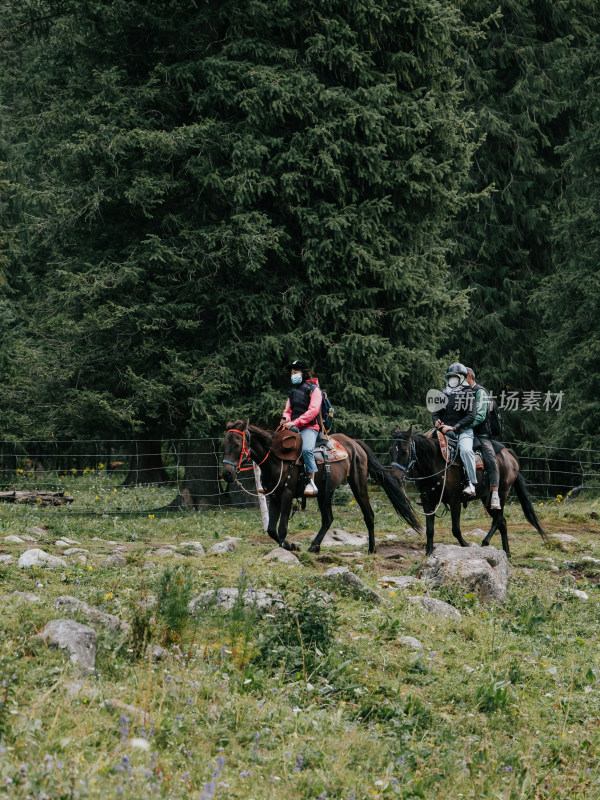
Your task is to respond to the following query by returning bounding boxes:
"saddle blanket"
[314,438,348,464]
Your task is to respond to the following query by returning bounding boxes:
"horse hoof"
[308,545,320,554]
[481,540,490,547]
[368,548,376,555]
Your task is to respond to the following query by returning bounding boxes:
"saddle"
[270,430,349,464]
[433,430,484,471]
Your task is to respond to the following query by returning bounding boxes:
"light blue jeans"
[300,428,318,473]
[458,428,477,484]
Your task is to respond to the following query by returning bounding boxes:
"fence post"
[254,464,269,532]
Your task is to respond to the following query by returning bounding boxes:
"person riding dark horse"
[432,362,477,497]
[280,359,321,496]
[221,420,421,554]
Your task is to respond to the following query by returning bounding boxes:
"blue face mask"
[291,373,302,385]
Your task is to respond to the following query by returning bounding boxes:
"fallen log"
[0,490,74,506]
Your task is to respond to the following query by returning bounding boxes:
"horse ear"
[394,425,401,434]
[225,420,234,430]
[244,418,250,431]
[407,424,413,434]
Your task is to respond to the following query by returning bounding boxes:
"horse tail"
[509,451,547,542]
[356,440,423,533]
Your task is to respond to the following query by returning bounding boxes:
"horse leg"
[498,514,510,558]
[277,492,300,551]
[308,491,334,553]
[347,472,375,554]
[266,496,281,545]
[424,512,435,556]
[481,509,501,547]
[450,500,469,547]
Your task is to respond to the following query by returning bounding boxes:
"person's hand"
[434,420,442,429]
[441,425,454,434]
[283,421,294,429]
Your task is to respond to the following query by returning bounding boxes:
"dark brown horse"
[389,428,547,558]
[221,421,421,553]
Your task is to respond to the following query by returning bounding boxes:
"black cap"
[466,367,475,378]
[287,359,310,371]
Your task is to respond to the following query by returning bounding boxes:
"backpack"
[487,399,504,437]
[321,391,334,433]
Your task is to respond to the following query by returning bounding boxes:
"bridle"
[391,434,451,517]
[223,428,270,473]
[391,436,417,477]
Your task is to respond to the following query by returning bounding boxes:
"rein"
[223,428,270,472]
[223,427,284,498]
[393,435,452,517]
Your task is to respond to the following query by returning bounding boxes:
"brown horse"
[389,428,547,558]
[221,421,421,553]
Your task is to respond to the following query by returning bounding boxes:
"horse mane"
[395,430,440,477]
[229,421,274,445]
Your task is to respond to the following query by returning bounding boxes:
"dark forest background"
[0,0,598,461]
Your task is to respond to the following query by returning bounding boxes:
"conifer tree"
[1,0,476,446]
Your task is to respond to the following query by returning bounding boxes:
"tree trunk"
[164,439,258,510]
[122,439,169,486]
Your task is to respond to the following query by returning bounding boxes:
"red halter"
[223,428,270,472]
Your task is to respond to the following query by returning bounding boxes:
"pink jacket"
[282,378,322,432]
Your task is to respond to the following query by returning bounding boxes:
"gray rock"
[323,566,389,604]
[19,549,67,569]
[102,552,127,567]
[63,548,89,556]
[36,619,97,671]
[0,554,15,564]
[397,635,424,650]
[521,568,535,577]
[143,561,156,569]
[404,527,421,537]
[320,529,367,547]
[189,587,284,615]
[467,528,488,538]
[378,575,421,591]
[91,537,118,544]
[407,595,462,619]
[4,535,24,543]
[55,537,80,546]
[179,542,206,555]
[148,644,166,661]
[209,538,241,554]
[153,547,185,558]
[263,547,300,566]
[54,595,130,633]
[564,588,589,600]
[22,535,38,542]
[551,533,578,544]
[582,556,600,565]
[11,591,41,603]
[533,557,555,564]
[421,544,511,603]
[26,526,46,538]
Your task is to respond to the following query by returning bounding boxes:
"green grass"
[1,483,600,798]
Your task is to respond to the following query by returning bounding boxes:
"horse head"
[220,419,251,483]
[390,425,414,484]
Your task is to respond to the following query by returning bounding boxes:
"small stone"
[4,535,24,543]
[521,568,534,577]
[550,533,578,544]
[54,595,130,633]
[91,538,118,544]
[19,549,67,569]
[323,566,389,604]
[10,591,41,603]
[263,548,300,566]
[209,538,241,554]
[404,527,420,537]
[533,557,555,564]
[564,588,589,601]
[582,556,600,565]
[550,565,560,572]
[189,587,284,615]
[102,552,127,566]
[26,526,46,537]
[36,619,97,671]
[397,635,424,650]
[179,542,206,554]
[153,548,184,558]
[143,562,156,569]
[0,554,15,564]
[320,529,367,547]
[467,528,487,538]
[63,548,89,555]
[407,595,462,619]
[378,576,421,590]
[55,537,80,546]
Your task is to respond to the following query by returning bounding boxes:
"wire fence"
[0,437,598,514]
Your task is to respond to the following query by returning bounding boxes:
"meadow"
[1,475,600,800]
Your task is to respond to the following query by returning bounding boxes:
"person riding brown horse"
[389,427,546,558]
[221,420,421,553]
